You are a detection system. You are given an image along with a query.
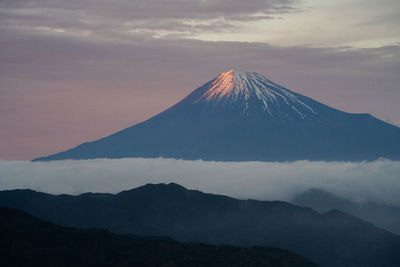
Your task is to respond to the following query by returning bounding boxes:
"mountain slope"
[34,69,400,161]
[292,189,400,235]
[0,207,317,267]
[1,183,400,266]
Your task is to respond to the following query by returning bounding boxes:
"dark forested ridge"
[0,206,317,267]
[1,183,400,266]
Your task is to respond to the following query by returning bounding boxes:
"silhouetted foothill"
[292,188,400,235]
[0,206,317,267]
[1,183,400,266]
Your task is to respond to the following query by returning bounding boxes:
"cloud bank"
[0,0,297,38]
[1,158,400,207]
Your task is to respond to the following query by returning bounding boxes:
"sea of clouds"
[1,158,400,206]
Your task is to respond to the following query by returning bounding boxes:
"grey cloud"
[228,15,275,22]
[0,0,297,19]
[0,0,298,38]
[1,159,400,207]
[356,12,400,27]
[123,18,237,37]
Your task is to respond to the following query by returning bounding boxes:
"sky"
[0,0,399,160]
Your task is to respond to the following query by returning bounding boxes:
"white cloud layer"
[1,158,399,206]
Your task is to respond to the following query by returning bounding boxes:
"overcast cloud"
[0,0,297,39]
[1,159,400,207]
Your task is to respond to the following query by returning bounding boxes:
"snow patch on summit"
[195,69,317,119]
[203,69,236,101]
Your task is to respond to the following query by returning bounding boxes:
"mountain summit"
[182,69,318,120]
[34,70,400,162]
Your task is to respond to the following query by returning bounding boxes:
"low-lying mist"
[1,158,399,206]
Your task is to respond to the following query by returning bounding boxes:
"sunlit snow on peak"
[203,69,236,101]
[191,70,317,119]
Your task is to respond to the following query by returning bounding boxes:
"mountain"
[0,207,317,267]
[1,183,400,266]
[33,69,400,162]
[292,189,400,235]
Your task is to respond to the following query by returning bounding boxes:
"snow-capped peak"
[185,69,317,119]
[202,69,236,101]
